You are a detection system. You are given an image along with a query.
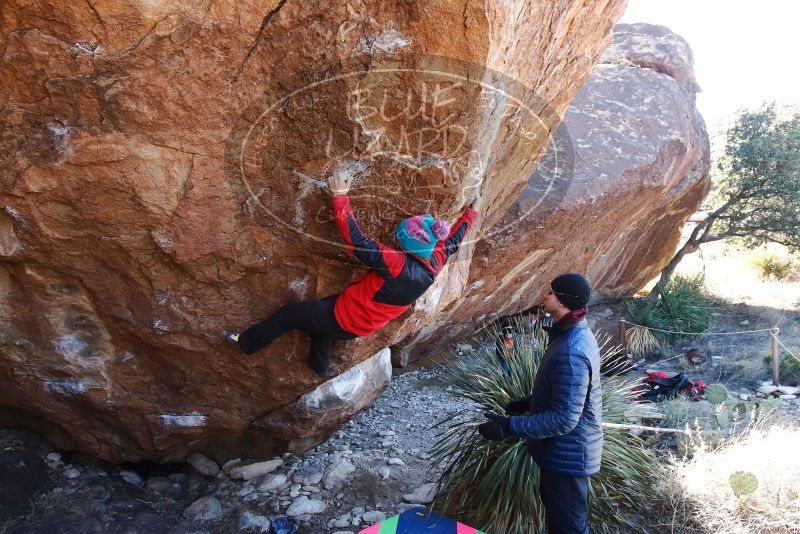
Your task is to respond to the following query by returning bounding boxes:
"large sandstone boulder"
[395,22,711,365]
[0,1,626,461]
[602,23,701,93]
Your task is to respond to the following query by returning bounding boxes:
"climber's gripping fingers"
[329,168,352,196]
[469,191,483,213]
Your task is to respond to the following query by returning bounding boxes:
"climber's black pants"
[237,294,357,372]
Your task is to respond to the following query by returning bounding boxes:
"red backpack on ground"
[633,371,707,402]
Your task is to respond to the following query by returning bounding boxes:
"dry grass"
[667,424,800,533]
[749,251,798,282]
[673,239,800,312]
[712,356,772,390]
[627,324,662,355]
[765,348,800,386]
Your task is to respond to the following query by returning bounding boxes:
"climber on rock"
[224,168,480,377]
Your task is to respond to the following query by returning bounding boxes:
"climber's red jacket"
[331,194,478,337]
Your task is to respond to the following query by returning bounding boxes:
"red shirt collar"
[554,307,589,330]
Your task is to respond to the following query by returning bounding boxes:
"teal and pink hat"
[396,215,450,259]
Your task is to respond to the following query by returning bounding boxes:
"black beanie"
[550,273,591,310]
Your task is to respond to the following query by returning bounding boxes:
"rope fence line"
[620,320,775,336]
[602,423,735,436]
[644,352,691,368]
[773,334,800,364]
[619,319,798,385]
[602,422,693,435]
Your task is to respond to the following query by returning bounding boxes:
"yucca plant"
[750,252,795,280]
[626,325,663,356]
[658,274,711,338]
[625,274,711,347]
[625,295,668,351]
[598,332,633,377]
[429,318,662,534]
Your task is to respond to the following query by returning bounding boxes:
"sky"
[620,0,800,134]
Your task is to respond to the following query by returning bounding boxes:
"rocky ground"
[0,363,479,534]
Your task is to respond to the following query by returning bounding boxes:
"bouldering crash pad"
[358,507,486,533]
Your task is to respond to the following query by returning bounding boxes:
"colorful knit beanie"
[396,215,450,259]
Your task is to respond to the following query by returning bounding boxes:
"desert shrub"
[707,353,774,390]
[659,274,712,337]
[763,351,800,385]
[624,296,665,355]
[664,387,753,438]
[670,424,800,533]
[663,397,696,428]
[750,252,796,280]
[626,274,711,352]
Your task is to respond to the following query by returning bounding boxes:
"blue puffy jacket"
[508,318,603,477]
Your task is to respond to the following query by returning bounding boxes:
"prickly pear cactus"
[729,471,758,497]
[705,384,729,405]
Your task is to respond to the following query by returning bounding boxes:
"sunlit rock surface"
[0,0,626,460]
[395,22,710,365]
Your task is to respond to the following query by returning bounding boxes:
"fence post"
[772,326,781,386]
[619,319,628,355]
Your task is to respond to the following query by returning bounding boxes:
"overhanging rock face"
[395,22,711,365]
[0,0,627,461]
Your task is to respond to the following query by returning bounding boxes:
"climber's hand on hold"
[469,192,483,212]
[329,168,351,196]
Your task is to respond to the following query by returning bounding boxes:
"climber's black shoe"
[223,330,240,346]
[307,352,331,378]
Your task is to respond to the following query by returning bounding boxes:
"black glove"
[478,412,512,441]
[504,397,530,416]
